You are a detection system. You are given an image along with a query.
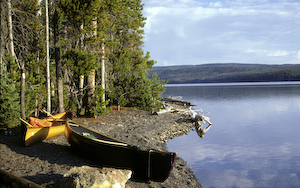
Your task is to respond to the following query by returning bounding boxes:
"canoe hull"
[25,125,66,146]
[24,111,73,146]
[65,120,176,182]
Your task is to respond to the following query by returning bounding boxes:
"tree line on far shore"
[148,63,300,84]
[0,0,167,128]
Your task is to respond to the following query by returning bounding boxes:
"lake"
[163,82,300,188]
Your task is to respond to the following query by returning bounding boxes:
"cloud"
[142,0,300,66]
[169,132,300,187]
[245,49,298,57]
[209,2,223,8]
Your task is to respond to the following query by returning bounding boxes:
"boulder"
[61,166,132,188]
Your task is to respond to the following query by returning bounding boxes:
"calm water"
[163,82,300,188]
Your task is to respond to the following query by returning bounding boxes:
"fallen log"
[153,103,175,115]
[161,97,194,106]
[0,168,43,188]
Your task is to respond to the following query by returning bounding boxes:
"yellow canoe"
[24,111,73,146]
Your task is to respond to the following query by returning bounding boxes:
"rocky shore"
[0,105,202,187]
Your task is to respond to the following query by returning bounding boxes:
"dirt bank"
[0,107,201,187]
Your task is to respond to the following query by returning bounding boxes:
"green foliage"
[3,55,19,81]
[24,58,47,116]
[0,74,20,128]
[63,49,98,82]
[59,0,101,30]
[131,74,153,111]
[150,73,168,111]
[118,94,129,107]
[108,68,167,111]
[58,0,161,113]
[3,0,46,117]
[150,73,167,99]
[1,0,166,117]
[108,48,152,109]
[90,85,109,117]
[16,0,39,15]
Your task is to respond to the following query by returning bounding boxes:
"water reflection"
[165,82,300,188]
[195,124,212,139]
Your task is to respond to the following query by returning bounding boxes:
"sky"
[141,0,300,67]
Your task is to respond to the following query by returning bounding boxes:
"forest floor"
[0,105,202,188]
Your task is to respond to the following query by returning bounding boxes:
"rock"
[154,121,194,143]
[61,166,132,188]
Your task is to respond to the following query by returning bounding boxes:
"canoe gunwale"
[65,120,177,181]
[66,120,174,154]
[67,120,128,145]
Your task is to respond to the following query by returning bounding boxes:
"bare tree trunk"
[77,75,84,116]
[54,9,64,113]
[85,19,97,116]
[0,0,2,74]
[77,23,84,116]
[20,69,25,119]
[7,0,13,58]
[45,0,51,113]
[79,76,84,90]
[101,42,105,105]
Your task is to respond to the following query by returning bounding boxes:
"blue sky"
[142,0,300,66]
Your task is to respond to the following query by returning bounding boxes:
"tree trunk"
[77,23,84,116]
[85,70,95,116]
[54,9,64,113]
[101,42,106,105]
[45,0,51,113]
[20,69,25,119]
[0,0,2,74]
[85,19,97,116]
[77,75,84,116]
[7,0,13,58]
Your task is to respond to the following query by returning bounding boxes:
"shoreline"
[0,106,201,187]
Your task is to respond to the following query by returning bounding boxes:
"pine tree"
[0,0,47,117]
[0,74,20,128]
[105,0,159,110]
[0,0,168,116]
[59,0,103,115]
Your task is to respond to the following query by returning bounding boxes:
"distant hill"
[148,63,300,84]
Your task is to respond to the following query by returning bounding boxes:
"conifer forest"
[0,0,167,128]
